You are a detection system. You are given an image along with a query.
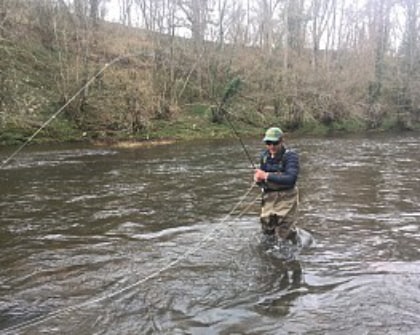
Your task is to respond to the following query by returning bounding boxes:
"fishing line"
[224,110,256,169]
[1,48,207,169]
[1,52,260,333]
[2,182,259,334]
[0,57,112,168]
[0,52,152,168]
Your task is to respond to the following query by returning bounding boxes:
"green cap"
[263,127,283,142]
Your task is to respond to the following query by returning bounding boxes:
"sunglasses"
[265,141,280,146]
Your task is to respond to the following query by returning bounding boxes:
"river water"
[1,133,420,334]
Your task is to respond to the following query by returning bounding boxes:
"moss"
[330,118,366,132]
[296,121,329,136]
[187,104,211,116]
[37,119,82,142]
[0,130,29,145]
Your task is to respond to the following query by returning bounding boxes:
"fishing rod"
[224,110,256,170]
[217,77,256,170]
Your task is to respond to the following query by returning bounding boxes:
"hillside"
[1,1,419,145]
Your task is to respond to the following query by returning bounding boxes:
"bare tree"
[89,0,110,22]
[223,0,249,46]
[401,0,418,75]
[136,0,153,30]
[74,0,87,19]
[119,0,133,26]
[309,0,335,70]
[0,0,14,111]
[286,0,306,54]
[398,0,420,123]
[178,0,209,45]
[215,0,229,47]
[253,0,283,53]
[367,0,393,103]
[136,0,172,32]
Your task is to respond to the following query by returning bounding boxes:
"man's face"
[265,140,281,155]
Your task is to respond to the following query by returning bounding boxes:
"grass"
[3,107,416,147]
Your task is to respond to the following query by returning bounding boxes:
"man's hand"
[254,169,268,183]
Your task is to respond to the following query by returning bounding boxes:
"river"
[1,133,420,334]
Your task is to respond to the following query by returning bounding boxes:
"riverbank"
[0,120,415,148]
[1,109,417,148]
[2,2,420,150]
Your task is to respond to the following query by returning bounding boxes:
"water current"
[1,133,420,334]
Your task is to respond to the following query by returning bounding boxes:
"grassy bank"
[2,2,419,147]
[2,104,418,147]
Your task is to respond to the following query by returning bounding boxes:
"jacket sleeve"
[266,150,299,187]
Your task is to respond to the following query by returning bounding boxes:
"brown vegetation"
[0,0,419,144]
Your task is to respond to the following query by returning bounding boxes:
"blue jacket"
[259,146,299,191]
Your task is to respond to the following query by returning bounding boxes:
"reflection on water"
[1,134,420,334]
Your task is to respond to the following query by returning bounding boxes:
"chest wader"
[260,186,299,242]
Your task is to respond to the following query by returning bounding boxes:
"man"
[253,127,299,244]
